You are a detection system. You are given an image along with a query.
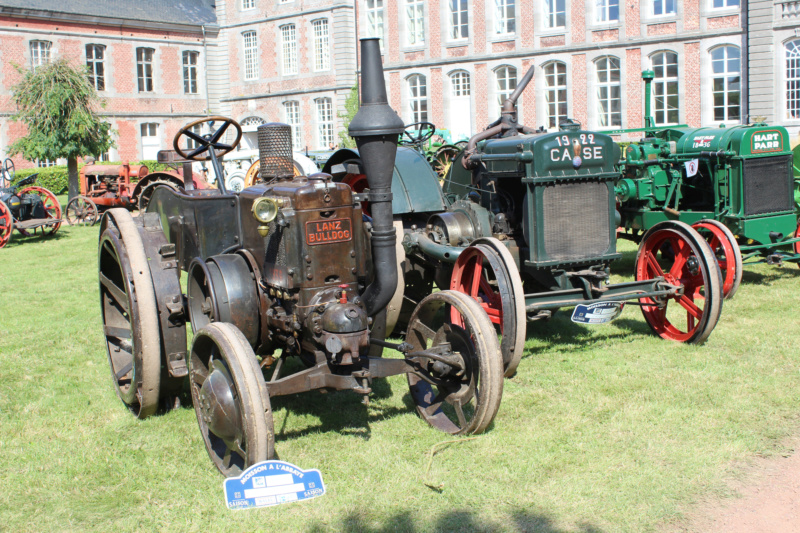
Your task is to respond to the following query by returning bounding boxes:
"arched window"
[449,70,472,139]
[595,56,621,127]
[651,51,679,125]
[786,40,800,119]
[710,46,740,122]
[241,116,266,128]
[283,102,302,151]
[315,97,334,149]
[494,66,517,117]
[450,70,471,97]
[407,74,428,123]
[543,61,568,128]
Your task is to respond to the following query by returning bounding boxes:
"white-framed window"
[315,98,334,149]
[786,40,800,119]
[281,24,298,75]
[312,19,330,72]
[653,0,676,16]
[596,0,619,22]
[243,31,259,81]
[37,159,56,168]
[140,123,160,160]
[595,56,621,127]
[651,51,679,125]
[494,66,517,116]
[406,0,425,46]
[711,45,740,122]
[407,74,428,122]
[544,61,568,128]
[241,116,266,128]
[185,123,204,151]
[284,101,302,151]
[30,40,51,71]
[86,44,105,91]
[544,0,566,29]
[136,47,154,92]
[242,0,255,9]
[450,70,471,96]
[366,0,385,47]
[183,51,199,94]
[495,0,515,35]
[449,0,469,40]
[712,0,739,8]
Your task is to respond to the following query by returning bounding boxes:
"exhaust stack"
[348,37,405,316]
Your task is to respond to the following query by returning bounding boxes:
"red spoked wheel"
[794,219,800,268]
[450,238,527,377]
[18,186,62,235]
[691,219,742,299]
[635,220,723,344]
[340,162,370,216]
[0,199,14,248]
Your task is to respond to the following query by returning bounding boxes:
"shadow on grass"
[740,265,800,286]
[4,229,70,248]
[307,508,604,533]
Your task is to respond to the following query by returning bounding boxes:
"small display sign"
[306,218,352,245]
[224,460,325,510]
[750,130,783,154]
[571,301,624,325]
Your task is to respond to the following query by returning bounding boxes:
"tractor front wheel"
[0,199,13,248]
[692,219,742,299]
[66,196,99,226]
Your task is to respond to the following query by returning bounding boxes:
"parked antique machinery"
[615,71,800,299]
[66,147,213,225]
[0,160,62,249]
[97,39,503,477]
[396,66,724,377]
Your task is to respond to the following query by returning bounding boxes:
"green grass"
[1,224,800,532]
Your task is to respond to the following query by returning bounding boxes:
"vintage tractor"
[616,71,800,298]
[97,38,503,477]
[65,144,214,226]
[363,66,724,377]
[0,159,62,249]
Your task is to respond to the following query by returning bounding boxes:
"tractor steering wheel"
[399,122,436,147]
[173,116,242,161]
[1,158,15,187]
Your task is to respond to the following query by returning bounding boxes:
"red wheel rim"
[692,221,737,297]
[450,247,503,330]
[794,220,800,255]
[0,201,12,248]
[18,186,62,235]
[343,173,370,216]
[635,228,710,342]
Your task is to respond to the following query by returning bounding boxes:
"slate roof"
[0,0,217,27]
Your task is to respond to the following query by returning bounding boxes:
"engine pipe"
[348,38,405,316]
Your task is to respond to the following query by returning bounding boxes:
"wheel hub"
[197,360,241,441]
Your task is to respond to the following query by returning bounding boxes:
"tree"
[9,58,113,200]
[337,84,359,149]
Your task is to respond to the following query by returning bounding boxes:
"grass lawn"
[1,221,799,532]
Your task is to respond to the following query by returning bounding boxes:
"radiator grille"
[542,181,610,262]
[742,155,793,216]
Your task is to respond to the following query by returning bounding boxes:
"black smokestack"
[348,38,404,316]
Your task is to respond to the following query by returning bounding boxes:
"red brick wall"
[684,42,701,127]
[626,48,643,130]
[573,54,587,126]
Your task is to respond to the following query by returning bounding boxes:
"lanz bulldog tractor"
[379,66,724,377]
[616,71,800,298]
[97,39,503,477]
[0,159,62,249]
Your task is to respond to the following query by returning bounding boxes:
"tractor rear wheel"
[692,219,742,299]
[0,199,13,248]
[406,291,503,435]
[794,219,800,267]
[98,208,161,418]
[18,186,61,235]
[450,237,527,377]
[137,179,179,211]
[635,220,723,345]
[66,196,99,226]
[189,322,274,477]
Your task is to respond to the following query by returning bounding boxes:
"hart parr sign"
[751,130,783,153]
[306,218,352,245]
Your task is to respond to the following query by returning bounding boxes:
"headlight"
[252,197,279,223]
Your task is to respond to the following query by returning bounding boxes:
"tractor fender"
[132,171,186,201]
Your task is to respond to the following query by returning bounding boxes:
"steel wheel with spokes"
[635,220,723,344]
[692,219,742,299]
[406,290,503,435]
[18,186,61,235]
[450,237,526,377]
[66,196,99,226]
[0,199,13,248]
[98,208,162,418]
[190,322,274,477]
[794,219,800,268]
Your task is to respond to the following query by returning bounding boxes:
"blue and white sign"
[571,301,624,324]
[224,460,325,510]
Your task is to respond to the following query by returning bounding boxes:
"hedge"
[9,160,173,194]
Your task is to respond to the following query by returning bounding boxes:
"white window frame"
[243,31,259,81]
[544,0,566,29]
[407,74,428,123]
[653,0,676,16]
[315,98,334,150]
[712,0,739,8]
[494,66,517,117]
[281,24,298,76]
[136,47,154,92]
[312,19,330,72]
[450,70,471,97]
[284,101,302,151]
[242,0,255,9]
[405,0,425,47]
[366,0,385,48]
[495,0,515,35]
[30,40,51,71]
[449,0,469,40]
[651,51,680,125]
[786,40,800,119]
[710,45,741,123]
[86,44,105,91]
[544,61,568,129]
[140,123,160,160]
[183,50,199,94]
[595,56,621,127]
[595,0,619,23]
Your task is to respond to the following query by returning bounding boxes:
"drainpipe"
[202,25,210,115]
[741,0,749,123]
